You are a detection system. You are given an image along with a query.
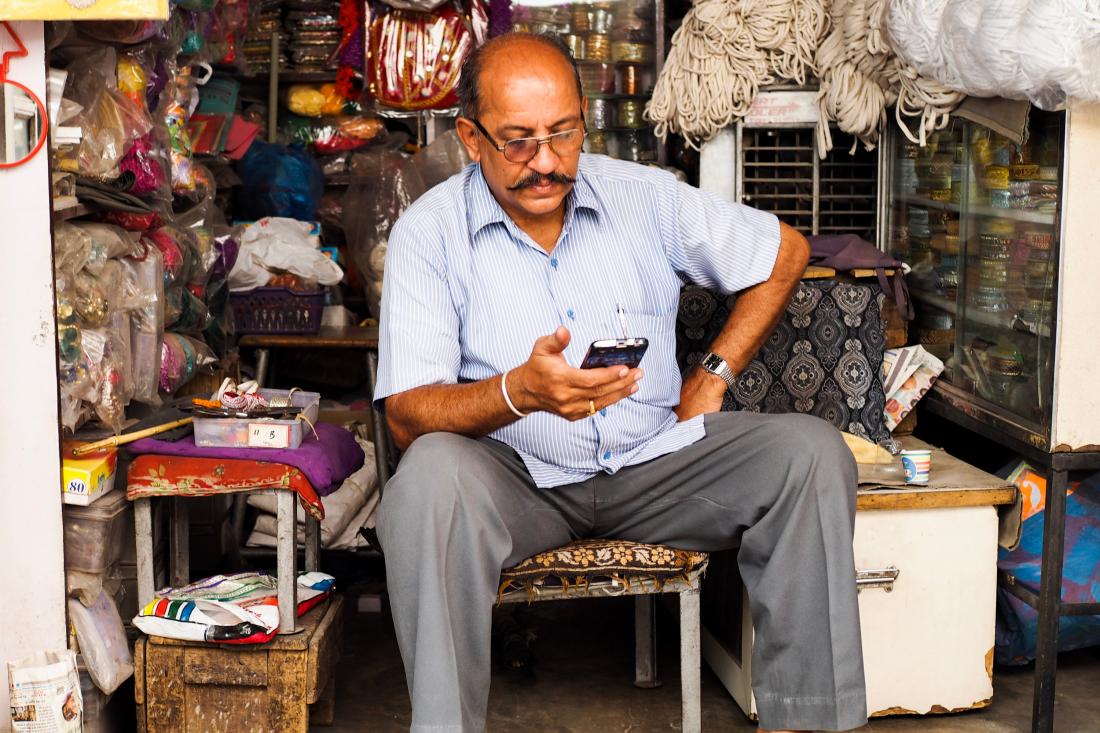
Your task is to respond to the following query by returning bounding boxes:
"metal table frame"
[925,398,1100,733]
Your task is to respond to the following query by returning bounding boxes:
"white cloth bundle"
[887,0,1100,110]
[246,439,379,551]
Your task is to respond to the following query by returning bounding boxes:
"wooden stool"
[134,595,343,732]
[133,485,321,635]
[498,539,709,733]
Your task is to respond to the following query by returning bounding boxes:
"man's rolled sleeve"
[373,215,461,412]
[662,176,781,294]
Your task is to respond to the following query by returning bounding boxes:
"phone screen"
[581,338,649,369]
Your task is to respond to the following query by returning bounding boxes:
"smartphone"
[580,337,649,369]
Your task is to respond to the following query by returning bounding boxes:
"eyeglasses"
[470,118,586,164]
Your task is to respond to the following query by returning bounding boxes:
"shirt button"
[550,258,559,269]
[599,408,607,417]
[603,450,612,460]
[567,308,575,319]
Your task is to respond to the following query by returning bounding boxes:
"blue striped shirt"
[375,154,780,488]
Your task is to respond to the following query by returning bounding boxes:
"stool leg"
[366,351,391,491]
[277,490,299,634]
[680,586,702,733]
[135,498,155,606]
[255,348,271,388]
[305,515,321,572]
[634,595,661,688]
[169,497,189,588]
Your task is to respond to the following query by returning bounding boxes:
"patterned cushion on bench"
[676,280,889,444]
[499,539,709,601]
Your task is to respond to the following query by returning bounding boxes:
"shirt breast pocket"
[622,311,679,408]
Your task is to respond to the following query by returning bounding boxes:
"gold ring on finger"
[588,399,597,416]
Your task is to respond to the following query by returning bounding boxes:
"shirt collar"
[465,155,602,243]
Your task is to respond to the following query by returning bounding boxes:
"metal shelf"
[911,287,1051,338]
[899,194,1056,225]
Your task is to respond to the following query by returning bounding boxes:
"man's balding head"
[456,32,584,120]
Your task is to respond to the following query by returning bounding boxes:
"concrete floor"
[314,592,1100,733]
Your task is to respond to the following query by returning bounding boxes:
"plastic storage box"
[193,388,321,449]
[62,490,130,574]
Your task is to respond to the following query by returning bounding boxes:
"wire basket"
[229,287,325,335]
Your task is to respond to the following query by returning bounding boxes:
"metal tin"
[1039,165,1060,181]
[617,99,644,128]
[585,130,608,155]
[1010,163,1040,180]
[586,98,613,129]
[612,41,651,63]
[1026,231,1053,250]
[979,234,1013,260]
[584,33,611,61]
[589,8,614,34]
[989,189,1012,208]
[578,62,614,94]
[618,63,639,95]
[563,34,586,60]
[985,165,1010,189]
[572,6,591,32]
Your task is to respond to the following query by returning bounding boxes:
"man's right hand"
[509,326,643,421]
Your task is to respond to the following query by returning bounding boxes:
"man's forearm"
[385,377,518,451]
[710,223,810,373]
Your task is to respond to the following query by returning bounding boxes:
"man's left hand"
[674,367,728,422]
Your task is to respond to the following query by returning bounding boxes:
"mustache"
[507,171,577,191]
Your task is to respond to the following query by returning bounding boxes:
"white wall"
[0,20,67,729]
[1051,102,1100,450]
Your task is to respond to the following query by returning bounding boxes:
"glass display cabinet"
[882,108,1064,450]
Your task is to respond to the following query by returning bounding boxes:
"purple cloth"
[127,422,364,496]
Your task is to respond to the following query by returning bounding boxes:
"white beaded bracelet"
[500,370,528,418]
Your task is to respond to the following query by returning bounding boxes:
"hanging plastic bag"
[67,591,133,696]
[369,3,477,110]
[235,141,325,221]
[8,650,82,733]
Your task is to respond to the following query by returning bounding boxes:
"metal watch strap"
[701,352,737,391]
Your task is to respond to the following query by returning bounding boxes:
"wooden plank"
[858,488,1016,511]
[184,647,268,686]
[802,265,835,279]
[238,325,379,349]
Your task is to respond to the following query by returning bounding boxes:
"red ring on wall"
[0,77,48,170]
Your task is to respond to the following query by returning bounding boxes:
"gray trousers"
[376,411,867,732]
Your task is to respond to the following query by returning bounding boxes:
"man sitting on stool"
[373,32,866,733]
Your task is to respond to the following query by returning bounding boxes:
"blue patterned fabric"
[676,280,889,443]
[375,154,781,488]
[996,473,1100,665]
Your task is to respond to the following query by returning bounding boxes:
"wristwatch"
[700,352,737,391]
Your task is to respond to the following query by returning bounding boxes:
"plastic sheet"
[159,332,215,394]
[123,243,164,405]
[887,0,1100,110]
[343,146,426,315]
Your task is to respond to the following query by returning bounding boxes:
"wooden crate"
[134,595,343,733]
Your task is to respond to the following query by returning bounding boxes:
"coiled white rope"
[645,0,829,149]
[815,0,965,156]
[647,0,966,154]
